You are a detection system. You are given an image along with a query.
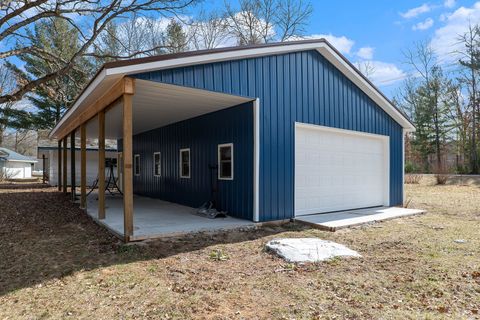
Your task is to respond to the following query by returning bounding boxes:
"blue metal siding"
[127,102,254,220]
[133,49,404,221]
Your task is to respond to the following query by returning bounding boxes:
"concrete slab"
[295,206,425,231]
[266,238,361,263]
[86,193,255,241]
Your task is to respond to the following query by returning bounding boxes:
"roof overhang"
[84,81,252,139]
[5,159,38,163]
[50,39,414,139]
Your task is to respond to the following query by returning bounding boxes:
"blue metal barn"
[51,39,415,229]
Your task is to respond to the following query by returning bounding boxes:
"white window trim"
[134,154,140,176]
[179,148,191,179]
[153,152,161,177]
[218,143,234,180]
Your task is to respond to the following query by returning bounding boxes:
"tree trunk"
[470,53,478,174]
[434,91,442,170]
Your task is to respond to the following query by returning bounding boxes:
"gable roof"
[0,147,37,163]
[50,39,414,138]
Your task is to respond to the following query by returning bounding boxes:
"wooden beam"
[123,93,134,241]
[57,140,62,191]
[98,110,106,220]
[70,130,76,202]
[56,77,135,140]
[62,137,67,194]
[80,124,87,209]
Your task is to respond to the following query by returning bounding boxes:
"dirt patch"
[0,184,479,319]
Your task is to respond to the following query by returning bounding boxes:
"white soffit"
[83,80,252,139]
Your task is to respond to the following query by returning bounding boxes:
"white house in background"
[38,146,118,186]
[0,147,38,179]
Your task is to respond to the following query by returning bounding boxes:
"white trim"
[295,122,391,141]
[50,41,414,139]
[134,154,140,176]
[218,143,234,180]
[294,122,390,216]
[107,43,324,76]
[316,45,414,132]
[49,69,107,138]
[253,98,260,222]
[4,159,37,163]
[153,152,161,177]
[179,148,191,179]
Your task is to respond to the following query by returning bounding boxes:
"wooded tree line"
[0,0,312,144]
[2,2,477,175]
[396,24,480,174]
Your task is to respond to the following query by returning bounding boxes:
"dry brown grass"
[404,174,423,184]
[0,183,479,319]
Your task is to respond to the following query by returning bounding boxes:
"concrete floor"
[295,206,425,231]
[86,193,255,241]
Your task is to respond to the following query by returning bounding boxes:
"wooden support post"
[57,140,62,190]
[98,110,106,219]
[123,93,134,241]
[80,124,87,209]
[70,130,76,202]
[62,137,68,194]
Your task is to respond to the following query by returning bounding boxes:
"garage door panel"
[295,124,389,216]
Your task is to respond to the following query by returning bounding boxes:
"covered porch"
[50,76,256,241]
[86,192,255,241]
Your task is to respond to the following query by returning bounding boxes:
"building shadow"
[0,185,305,296]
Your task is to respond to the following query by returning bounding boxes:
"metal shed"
[49,39,414,241]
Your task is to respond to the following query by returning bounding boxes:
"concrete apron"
[85,192,256,241]
[294,206,426,231]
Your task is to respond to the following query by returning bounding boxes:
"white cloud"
[360,61,406,86]
[412,17,434,30]
[430,2,480,62]
[400,4,431,19]
[292,33,355,54]
[356,46,374,60]
[444,0,456,8]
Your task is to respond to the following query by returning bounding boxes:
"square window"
[153,152,161,176]
[134,154,140,176]
[218,143,233,180]
[180,148,190,178]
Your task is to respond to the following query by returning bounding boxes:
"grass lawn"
[0,182,479,319]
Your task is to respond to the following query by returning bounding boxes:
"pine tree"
[7,18,94,129]
[96,22,123,64]
[165,19,188,53]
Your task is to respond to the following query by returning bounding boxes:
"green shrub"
[405,161,418,173]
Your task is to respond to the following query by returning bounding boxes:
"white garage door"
[295,123,389,216]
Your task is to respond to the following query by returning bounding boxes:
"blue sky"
[6,0,480,102]
[272,0,480,97]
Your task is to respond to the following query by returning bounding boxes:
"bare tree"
[444,80,470,170]
[0,0,199,104]
[94,15,167,61]
[275,0,313,41]
[224,0,312,45]
[2,129,37,155]
[189,11,229,50]
[402,41,451,171]
[457,23,480,173]
[355,60,375,79]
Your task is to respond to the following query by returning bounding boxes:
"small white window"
[153,152,161,177]
[218,143,233,180]
[179,148,190,178]
[134,154,140,176]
